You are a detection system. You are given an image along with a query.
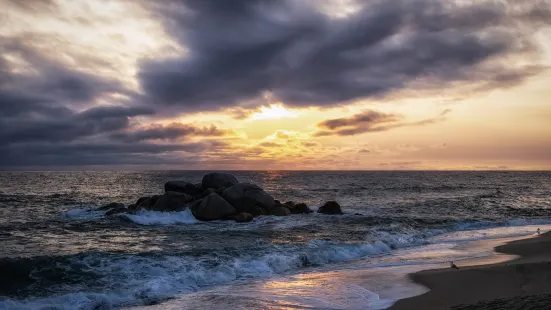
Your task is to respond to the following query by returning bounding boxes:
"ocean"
[0,171,550,309]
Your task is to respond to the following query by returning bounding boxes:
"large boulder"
[164,181,204,196]
[291,203,313,214]
[249,205,267,217]
[151,192,194,212]
[317,201,343,215]
[283,201,295,208]
[136,196,150,206]
[233,212,253,223]
[271,206,290,216]
[222,183,275,214]
[192,193,236,221]
[194,188,216,200]
[136,195,160,210]
[202,172,239,190]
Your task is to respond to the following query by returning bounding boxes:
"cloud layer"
[139,0,550,112]
[315,109,450,136]
[0,37,228,167]
[1,0,550,168]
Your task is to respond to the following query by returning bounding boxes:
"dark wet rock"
[136,195,160,210]
[191,193,236,221]
[98,202,124,211]
[197,188,216,198]
[202,172,239,190]
[354,213,364,216]
[164,181,204,196]
[222,183,275,214]
[214,187,227,196]
[233,212,253,223]
[151,192,194,212]
[106,208,128,216]
[317,201,343,215]
[249,205,267,217]
[274,200,283,208]
[284,201,295,208]
[291,203,312,214]
[136,196,150,206]
[127,204,137,211]
[271,206,291,216]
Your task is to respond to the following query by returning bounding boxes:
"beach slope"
[391,232,551,309]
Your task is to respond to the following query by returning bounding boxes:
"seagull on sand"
[450,262,459,269]
[537,228,541,235]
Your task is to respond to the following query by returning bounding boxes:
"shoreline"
[390,231,551,309]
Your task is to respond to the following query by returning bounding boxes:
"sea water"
[0,171,550,309]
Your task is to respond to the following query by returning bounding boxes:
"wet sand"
[390,231,551,309]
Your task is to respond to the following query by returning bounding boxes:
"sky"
[1,0,551,170]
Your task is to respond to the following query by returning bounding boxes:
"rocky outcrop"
[271,206,290,216]
[317,201,343,215]
[191,193,236,221]
[274,201,312,214]
[202,172,239,190]
[151,191,194,212]
[233,212,253,223]
[196,188,216,199]
[249,205,266,216]
[136,197,150,206]
[291,203,312,214]
[283,201,295,208]
[113,172,344,222]
[222,183,275,214]
[164,181,204,197]
[136,195,160,210]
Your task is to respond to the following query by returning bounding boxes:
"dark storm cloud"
[0,34,227,167]
[0,36,145,145]
[0,105,155,143]
[138,0,550,112]
[318,110,400,131]
[0,37,131,106]
[314,109,451,136]
[110,123,232,142]
[0,140,227,167]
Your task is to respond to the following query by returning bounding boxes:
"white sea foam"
[63,206,106,220]
[31,213,551,309]
[0,238,397,309]
[122,209,198,225]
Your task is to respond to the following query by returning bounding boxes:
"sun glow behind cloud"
[250,104,299,120]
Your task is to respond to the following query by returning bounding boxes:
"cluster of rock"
[100,172,343,222]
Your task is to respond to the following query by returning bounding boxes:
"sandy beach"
[391,231,551,309]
